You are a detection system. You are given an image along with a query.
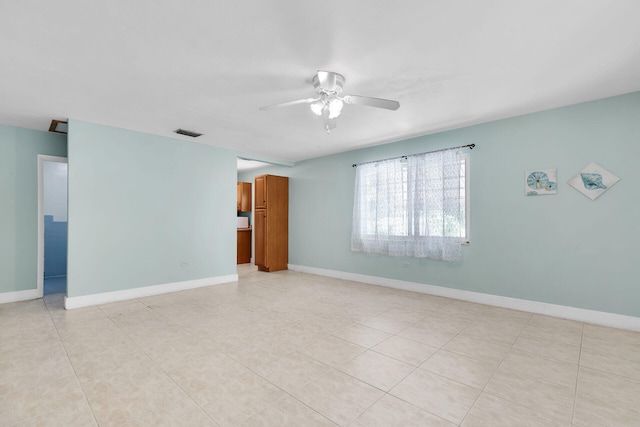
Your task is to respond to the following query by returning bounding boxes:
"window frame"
[353,154,470,244]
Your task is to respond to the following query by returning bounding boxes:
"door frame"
[37,155,68,298]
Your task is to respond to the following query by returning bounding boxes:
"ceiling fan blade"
[259,97,318,111]
[342,95,400,111]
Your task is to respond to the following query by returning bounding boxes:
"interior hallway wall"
[66,120,237,298]
[0,125,67,294]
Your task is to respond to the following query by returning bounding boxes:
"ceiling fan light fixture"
[310,100,325,116]
[328,98,344,119]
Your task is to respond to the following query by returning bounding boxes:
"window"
[351,148,468,261]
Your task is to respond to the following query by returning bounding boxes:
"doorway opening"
[37,155,68,297]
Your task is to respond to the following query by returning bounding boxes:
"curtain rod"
[351,143,475,168]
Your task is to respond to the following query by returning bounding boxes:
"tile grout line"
[229,273,359,425]
[387,309,480,426]
[43,295,101,427]
[458,312,532,426]
[244,365,340,426]
[97,299,220,426]
[571,321,585,426]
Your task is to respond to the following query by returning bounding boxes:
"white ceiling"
[2,1,640,164]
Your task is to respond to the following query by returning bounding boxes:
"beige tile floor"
[1,264,640,426]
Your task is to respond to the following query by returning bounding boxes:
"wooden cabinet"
[254,211,266,267]
[237,182,252,212]
[237,228,252,264]
[254,174,288,272]
[254,175,266,209]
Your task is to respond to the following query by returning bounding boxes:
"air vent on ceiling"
[174,128,202,138]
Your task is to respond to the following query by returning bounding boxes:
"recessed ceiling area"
[48,120,68,134]
[237,158,275,172]
[2,1,640,163]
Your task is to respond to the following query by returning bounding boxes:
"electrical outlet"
[180,261,189,268]
[401,262,410,268]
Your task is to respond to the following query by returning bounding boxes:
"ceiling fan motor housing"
[314,71,344,95]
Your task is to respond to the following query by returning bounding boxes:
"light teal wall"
[67,120,237,297]
[0,125,67,293]
[240,92,640,317]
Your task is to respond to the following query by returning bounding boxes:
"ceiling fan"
[260,70,400,133]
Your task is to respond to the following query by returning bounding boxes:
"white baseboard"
[288,264,640,332]
[0,288,39,304]
[64,274,238,310]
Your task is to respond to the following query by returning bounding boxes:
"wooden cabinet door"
[254,209,266,267]
[237,230,251,264]
[254,175,266,209]
[237,182,252,212]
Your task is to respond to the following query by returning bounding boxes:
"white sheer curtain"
[351,148,463,261]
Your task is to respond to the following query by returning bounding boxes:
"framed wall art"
[568,162,619,200]
[525,168,557,196]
